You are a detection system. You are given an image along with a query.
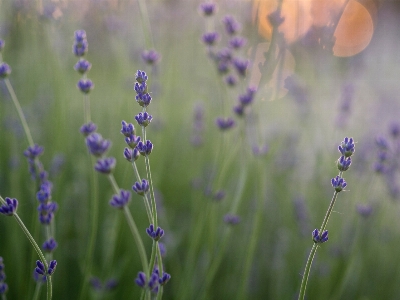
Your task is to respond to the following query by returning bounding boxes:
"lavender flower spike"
[109,190,131,209]
[202,32,220,46]
[80,122,97,136]
[95,157,116,174]
[132,179,150,196]
[135,271,147,288]
[35,260,57,276]
[331,176,347,192]
[0,257,8,295]
[216,117,235,130]
[312,229,328,243]
[23,144,44,159]
[0,62,11,78]
[135,70,148,83]
[0,197,18,216]
[123,147,140,162]
[120,120,135,137]
[74,58,92,74]
[199,2,217,16]
[86,133,111,157]
[42,238,58,252]
[338,137,355,157]
[137,140,153,156]
[146,224,164,241]
[135,112,153,127]
[77,78,94,94]
[142,49,161,65]
[337,156,351,172]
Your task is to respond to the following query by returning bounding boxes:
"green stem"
[31,281,43,300]
[0,196,51,300]
[156,242,164,300]
[3,78,34,147]
[298,244,319,300]
[136,0,155,49]
[78,158,99,300]
[122,206,149,276]
[131,161,153,223]
[298,171,343,300]
[144,156,157,227]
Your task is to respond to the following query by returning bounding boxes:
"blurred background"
[1,0,400,299]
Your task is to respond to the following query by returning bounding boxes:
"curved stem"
[298,244,319,300]
[131,161,153,223]
[122,206,149,276]
[0,196,51,300]
[4,78,34,147]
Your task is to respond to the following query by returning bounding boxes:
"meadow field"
[1,0,400,299]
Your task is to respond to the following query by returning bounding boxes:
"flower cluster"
[0,257,8,295]
[73,30,94,94]
[312,229,328,244]
[332,137,355,192]
[35,260,57,276]
[146,224,164,241]
[109,190,131,209]
[0,197,18,216]
[135,268,171,293]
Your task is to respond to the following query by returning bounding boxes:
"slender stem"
[136,0,155,49]
[156,241,164,300]
[122,206,149,276]
[4,78,34,147]
[298,171,343,300]
[0,195,51,300]
[298,244,319,300]
[83,94,91,124]
[31,281,43,300]
[144,156,157,227]
[78,157,99,300]
[131,161,153,223]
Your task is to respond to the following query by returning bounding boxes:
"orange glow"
[253,0,379,57]
[253,0,313,44]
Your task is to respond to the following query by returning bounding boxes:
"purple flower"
[74,59,92,74]
[229,36,247,49]
[0,283,8,295]
[158,272,171,286]
[223,214,241,225]
[135,112,153,127]
[94,157,116,174]
[141,49,160,65]
[89,277,102,290]
[77,78,94,94]
[233,58,249,77]
[225,74,237,86]
[0,62,11,78]
[233,104,245,116]
[331,176,347,192]
[120,121,135,137]
[23,144,44,159]
[86,133,111,157]
[0,39,5,52]
[135,271,147,288]
[267,10,285,27]
[125,135,141,149]
[42,238,58,252]
[35,260,57,276]
[212,190,225,201]
[37,202,58,224]
[390,123,400,138]
[137,140,153,156]
[109,190,131,209]
[199,2,217,16]
[202,32,220,46]
[337,156,351,172]
[80,122,97,136]
[375,136,388,150]
[136,92,152,107]
[123,147,140,162]
[134,81,148,94]
[132,179,150,196]
[312,229,328,243]
[356,204,373,218]
[159,242,167,257]
[135,70,148,84]
[238,86,257,106]
[72,40,88,57]
[36,182,52,202]
[216,117,235,130]
[74,29,87,43]
[146,224,164,241]
[222,15,241,35]
[0,197,18,216]
[338,137,355,157]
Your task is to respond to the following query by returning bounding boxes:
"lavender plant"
[298,137,355,300]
